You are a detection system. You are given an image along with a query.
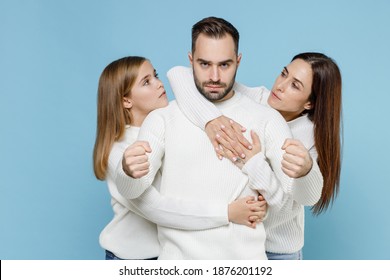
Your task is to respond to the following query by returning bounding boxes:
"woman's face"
[126,60,168,124]
[267,58,313,121]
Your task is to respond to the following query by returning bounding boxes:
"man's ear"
[237,53,242,66]
[188,52,193,66]
[123,97,133,109]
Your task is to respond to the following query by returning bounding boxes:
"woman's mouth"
[271,91,281,100]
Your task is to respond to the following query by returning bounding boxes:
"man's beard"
[193,71,236,102]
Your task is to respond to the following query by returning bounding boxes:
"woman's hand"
[205,116,252,160]
[219,130,262,169]
[281,139,313,178]
[122,141,151,178]
[228,195,268,228]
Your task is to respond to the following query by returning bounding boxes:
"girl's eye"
[143,79,150,86]
[154,72,159,78]
[281,70,287,77]
[292,82,299,89]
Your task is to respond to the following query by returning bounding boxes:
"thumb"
[138,141,152,153]
[282,138,294,150]
[282,138,302,150]
[250,130,261,146]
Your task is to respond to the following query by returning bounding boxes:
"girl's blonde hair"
[93,56,146,180]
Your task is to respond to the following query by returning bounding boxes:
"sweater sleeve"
[167,66,221,129]
[131,186,229,230]
[114,113,166,199]
[242,112,295,212]
[233,82,268,105]
[291,146,323,206]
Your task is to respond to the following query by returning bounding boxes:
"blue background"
[1,0,389,260]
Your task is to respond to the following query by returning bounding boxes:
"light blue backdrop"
[1,0,389,260]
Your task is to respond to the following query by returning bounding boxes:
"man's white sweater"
[169,66,323,254]
[116,93,293,259]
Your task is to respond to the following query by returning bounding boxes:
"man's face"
[189,34,241,102]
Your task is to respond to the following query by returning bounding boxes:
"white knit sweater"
[115,92,293,259]
[101,126,229,259]
[168,66,323,254]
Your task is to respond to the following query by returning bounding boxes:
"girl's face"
[125,60,168,125]
[267,58,313,121]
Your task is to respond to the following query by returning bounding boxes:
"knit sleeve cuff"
[292,160,323,206]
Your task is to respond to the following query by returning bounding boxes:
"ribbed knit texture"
[124,91,292,259]
[102,126,229,259]
[168,66,323,254]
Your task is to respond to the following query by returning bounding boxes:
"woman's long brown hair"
[293,53,343,215]
[93,56,146,180]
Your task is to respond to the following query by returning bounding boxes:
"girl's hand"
[228,195,268,229]
[205,115,252,160]
[122,141,151,178]
[281,139,313,178]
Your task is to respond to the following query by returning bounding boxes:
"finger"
[216,134,239,157]
[258,195,265,201]
[229,119,246,132]
[212,139,223,160]
[282,166,298,178]
[281,160,301,174]
[284,145,306,158]
[224,120,252,150]
[282,138,302,150]
[217,130,249,159]
[249,215,261,222]
[222,147,237,162]
[131,169,149,179]
[282,153,304,166]
[130,161,150,171]
[245,196,255,203]
[250,130,262,153]
[125,145,149,157]
[127,154,149,165]
[134,141,152,153]
[250,201,267,210]
[247,221,256,229]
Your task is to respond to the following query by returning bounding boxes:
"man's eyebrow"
[196,58,210,64]
[196,58,234,64]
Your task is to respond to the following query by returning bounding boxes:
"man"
[115,17,293,259]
